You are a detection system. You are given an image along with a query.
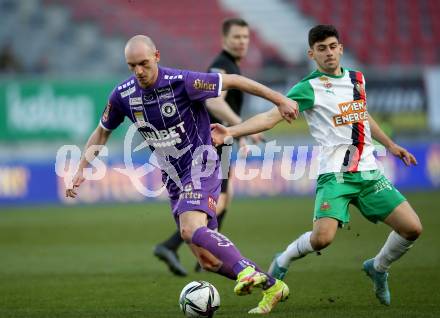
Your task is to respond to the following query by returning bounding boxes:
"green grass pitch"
[1,191,439,317]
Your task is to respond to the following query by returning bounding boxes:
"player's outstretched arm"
[211,107,282,146]
[368,114,417,166]
[221,74,299,123]
[205,92,242,126]
[65,125,112,198]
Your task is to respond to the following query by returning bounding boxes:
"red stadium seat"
[55,0,286,74]
[292,0,439,66]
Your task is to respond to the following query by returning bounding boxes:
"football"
[179,281,220,317]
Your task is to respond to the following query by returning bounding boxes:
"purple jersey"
[100,66,221,187]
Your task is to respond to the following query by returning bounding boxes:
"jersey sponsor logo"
[134,111,147,127]
[161,102,177,117]
[117,79,135,91]
[186,200,201,205]
[120,86,136,98]
[129,97,142,105]
[131,106,143,111]
[164,74,183,80]
[157,87,171,93]
[159,92,173,100]
[193,79,217,91]
[102,103,111,122]
[141,121,185,148]
[157,87,173,100]
[179,182,202,205]
[333,99,368,127]
[180,190,203,200]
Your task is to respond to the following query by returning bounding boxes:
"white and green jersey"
[287,67,377,175]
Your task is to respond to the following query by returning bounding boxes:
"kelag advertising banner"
[0,79,129,141]
[1,143,439,206]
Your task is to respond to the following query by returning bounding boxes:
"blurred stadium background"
[1,0,439,317]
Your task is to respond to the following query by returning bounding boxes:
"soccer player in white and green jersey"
[210,25,422,306]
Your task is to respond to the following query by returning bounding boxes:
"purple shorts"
[166,168,221,230]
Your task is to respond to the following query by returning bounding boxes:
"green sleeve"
[286,80,314,112]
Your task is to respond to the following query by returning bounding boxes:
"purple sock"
[191,227,275,288]
[217,263,236,280]
[191,227,243,277]
[232,259,262,275]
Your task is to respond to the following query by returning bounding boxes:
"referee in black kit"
[153,18,263,276]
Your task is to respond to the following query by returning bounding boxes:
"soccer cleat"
[248,279,290,314]
[362,258,391,306]
[234,266,268,296]
[153,244,187,277]
[268,253,288,281]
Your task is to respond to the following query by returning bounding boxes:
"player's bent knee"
[415,222,423,238]
[180,226,195,243]
[402,222,423,241]
[181,223,208,243]
[310,234,333,250]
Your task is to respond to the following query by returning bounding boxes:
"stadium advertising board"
[365,76,426,113]
[1,143,438,206]
[0,79,128,141]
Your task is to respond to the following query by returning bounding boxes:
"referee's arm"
[205,70,242,125]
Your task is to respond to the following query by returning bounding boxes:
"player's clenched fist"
[276,96,299,123]
[210,123,231,147]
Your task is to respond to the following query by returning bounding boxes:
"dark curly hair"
[308,25,340,47]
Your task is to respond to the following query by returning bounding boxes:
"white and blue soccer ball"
[179,281,220,317]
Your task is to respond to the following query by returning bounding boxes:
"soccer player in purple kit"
[154,17,264,276]
[65,35,298,314]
